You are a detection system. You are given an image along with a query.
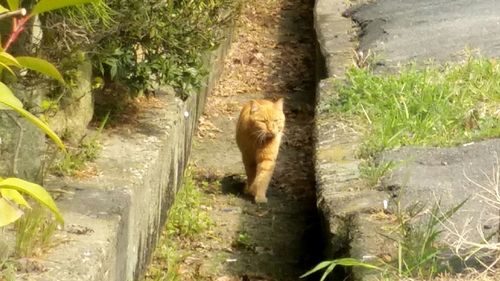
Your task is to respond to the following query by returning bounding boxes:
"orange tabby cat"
[236,98,285,203]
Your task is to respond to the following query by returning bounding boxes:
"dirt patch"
[147,0,321,280]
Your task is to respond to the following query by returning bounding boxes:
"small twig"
[49,188,75,195]
[0,8,26,20]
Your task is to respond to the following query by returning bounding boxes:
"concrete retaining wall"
[16,27,233,281]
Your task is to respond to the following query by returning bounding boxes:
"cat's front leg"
[251,159,275,203]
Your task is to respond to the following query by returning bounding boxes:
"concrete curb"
[313,1,389,280]
[16,29,233,281]
[313,0,357,256]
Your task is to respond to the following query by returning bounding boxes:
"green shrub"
[43,0,241,99]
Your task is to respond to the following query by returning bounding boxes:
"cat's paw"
[254,196,268,204]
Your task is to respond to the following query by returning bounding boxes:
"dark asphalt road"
[351,0,500,67]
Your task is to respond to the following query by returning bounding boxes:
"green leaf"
[0,4,10,13]
[31,0,97,15]
[0,178,63,224]
[0,197,23,227]
[320,263,336,281]
[0,81,23,110]
[333,258,381,270]
[0,51,21,67]
[1,189,30,208]
[301,259,381,279]
[300,261,333,278]
[0,62,15,77]
[0,82,66,151]
[15,56,65,84]
[5,0,18,10]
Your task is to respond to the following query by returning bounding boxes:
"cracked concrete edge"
[313,1,390,280]
[15,27,234,281]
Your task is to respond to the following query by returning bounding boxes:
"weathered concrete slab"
[380,139,500,244]
[350,0,500,67]
[14,28,233,281]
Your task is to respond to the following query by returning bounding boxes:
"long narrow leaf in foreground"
[301,258,381,279]
[0,86,65,152]
[0,178,63,223]
[31,0,97,15]
[0,81,23,109]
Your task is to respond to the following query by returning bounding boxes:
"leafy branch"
[0,0,98,227]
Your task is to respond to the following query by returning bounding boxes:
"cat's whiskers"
[257,130,268,144]
[251,130,265,144]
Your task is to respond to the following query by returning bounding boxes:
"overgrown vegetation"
[325,55,500,280]
[43,0,241,99]
[0,0,95,229]
[0,0,98,278]
[331,56,500,160]
[145,170,212,280]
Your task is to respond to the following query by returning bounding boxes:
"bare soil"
[148,0,320,280]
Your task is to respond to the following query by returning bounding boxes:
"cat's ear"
[274,98,284,111]
[250,100,259,113]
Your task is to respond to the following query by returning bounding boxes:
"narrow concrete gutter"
[16,29,234,281]
[313,1,389,280]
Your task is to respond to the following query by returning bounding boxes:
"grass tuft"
[165,171,212,238]
[145,170,212,281]
[14,205,58,258]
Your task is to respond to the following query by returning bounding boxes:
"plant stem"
[3,15,31,51]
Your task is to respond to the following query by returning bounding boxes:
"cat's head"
[250,98,285,140]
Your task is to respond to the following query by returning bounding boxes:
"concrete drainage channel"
[12,0,358,280]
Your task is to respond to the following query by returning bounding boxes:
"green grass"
[0,239,15,281]
[146,241,183,281]
[145,170,212,281]
[53,112,108,176]
[360,160,395,186]
[331,56,500,159]
[233,231,254,250]
[54,138,101,175]
[14,206,58,257]
[165,171,212,238]
[380,200,468,280]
